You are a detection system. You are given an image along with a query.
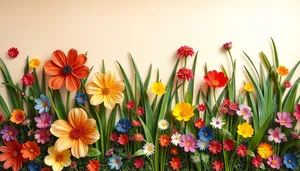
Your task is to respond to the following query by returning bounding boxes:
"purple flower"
[268,127,285,143]
[34,128,51,144]
[275,112,294,128]
[237,104,253,120]
[34,112,52,128]
[179,133,198,152]
[267,155,283,169]
[0,125,18,141]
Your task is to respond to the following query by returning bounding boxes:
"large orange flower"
[44,49,89,91]
[0,140,26,171]
[50,108,100,158]
[204,70,228,88]
[21,141,40,160]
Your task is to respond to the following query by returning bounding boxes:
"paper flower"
[7,47,19,58]
[204,70,228,88]
[197,140,209,151]
[210,116,225,129]
[135,107,145,116]
[267,155,283,169]
[198,126,214,141]
[134,133,144,142]
[35,129,51,144]
[75,92,87,105]
[208,140,222,154]
[212,160,224,171]
[22,73,35,86]
[1,125,18,141]
[158,119,169,130]
[159,134,171,147]
[143,143,155,156]
[34,112,52,128]
[86,160,100,171]
[172,102,194,121]
[268,127,285,143]
[236,144,247,157]
[257,143,273,159]
[44,146,71,171]
[108,154,122,170]
[105,148,115,156]
[134,158,144,169]
[223,139,234,151]
[171,132,181,146]
[177,46,194,58]
[177,67,194,81]
[275,112,294,128]
[243,82,254,92]
[21,141,40,160]
[293,104,300,121]
[284,81,291,88]
[169,147,179,155]
[117,134,129,145]
[170,157,181,170]
[252,155,263,168]
[34,94,51,114]
[283,154,298,170]
[10,109,25,124]
[223,42,232,50]
[151,82,166,96]
[116,118,131,133]
[197,104,206,112]
[276,66,289,76]
[194,118,205,129]
[126,100,135,109]
[236,104,253,120]
[191,153,201,163]
[237,122,254,138]
[0,140,26,171]
[29,58,41,69]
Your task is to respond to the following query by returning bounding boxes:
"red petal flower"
[204,70,228,88]
[198,104,206,112]
[208,140,222,154]
[252,155,263,168]
[117,134,129,145]
[177,67,194,81]
[194,118,205,129]
[284,81,291,88]
[136,107,145,116]
[212,160,224,171]
[236,144,247,157]
[169,147,179,155]
[126,100,136,109]
[134,158,144,169]
[170,157,181,170]
[8,47,19,58]
[22,73,35,86]
[223,139,235,151]
[177,46,194,58]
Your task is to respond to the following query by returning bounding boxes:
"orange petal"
[72,66,89,78]
[71,139,88,158]
[103,96,116,109]
[90,93,104,106]
[3,158,14,169]
[86,82,101,95]
[104,71,115,86]
[0,153,12,161]
[49,75,66,90]
[68,108,88,129]
[12,159,22,171]
[93,72,105,88]
[55,137,73,152]
[110,81,125,92]
[52,50,67,67]
[65,75,80,92]
[67,49,78,66]
[0,146,10,153]
[44,61,63,76]
[72,54,87,69]
[50,120,72,137]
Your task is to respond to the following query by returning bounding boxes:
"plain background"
[0,1,299,114]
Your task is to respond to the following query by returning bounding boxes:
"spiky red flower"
[8,47,19,58]
[134,158,144,169]
[136,107,145,116]
[169,147,179,155]
[223,139,235,151]
[208,140,222,154]
[177,67,194,81]
[252,155,263,168]
[131,120,142,127]
[194,118,205,129]
[170,157,181,170]
[126,100,136,109]
[177,46,194,58]
[110,133,118,141]
[86,160,100,171]
[117,134,129,145]
[198,104,206,112]
[236,144,247,157]
[212,160,224,171]
[22,73,35,86]
[204,70,228,88]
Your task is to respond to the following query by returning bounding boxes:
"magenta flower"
[105,148,115,156]
[223,42,232,50]
[275,112,294,128]
[0,125,18,141]
[267,155,283,169]
[34,112,52,128]
[268,127,285,143]
[237,104,253,120]
[179,133,198,152]
[293,104,300,121]
[34,128,51,144]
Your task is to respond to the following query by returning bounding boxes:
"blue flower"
[28,161,41,171]
[198,126,214,141]
[34,94,50,113]
[108,154,122,170]
[76,92,87,105]
[197,140,209,151]
[116,118,131,133]
[283,153,298,169]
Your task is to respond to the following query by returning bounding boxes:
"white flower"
[210,116,225,129]
[158,119,169,130]
[191,153,201,163]
[171,132,181,146]
[143,143,155,156]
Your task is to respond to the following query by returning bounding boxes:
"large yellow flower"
[44,146,71,171]
[151,82,166,96]
[237,122,254,138]
[257,143,273,159]
[50,108,100,158]
[172,102,194,121]
[86,71,125,109]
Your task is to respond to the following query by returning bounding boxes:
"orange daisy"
[44,49,89,92]
[50,108,100,158]
[10,109,25,124]
[86,160,100,171]
[134,133,144,142]
[159,134,171,147]
[21,141,40,160]
[0,140,26,171]
[276,66,289,76]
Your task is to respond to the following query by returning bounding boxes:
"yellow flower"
[29,58,41,69]
[237,122,254,138]
[172,102,194,121]
[276,66,289,76]
[151,82,166,96]
[257,143,273,159]
[50,108,100,158]
[243,82,254,92]
[44,146,71,171]
[86,71,125,109]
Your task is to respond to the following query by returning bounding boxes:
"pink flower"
[134,158,144,169]
[34,112,52,128]
[70,161,77,168]
[223,42,232,50]
[275,112,294,128]
[284,81,291,88]
[179,133,198,152]
[177,46,194,58]
[34,128,51,144]
[268,127,285,143]
[291,132,300,139]
[22,73,35,86]
[110,133,118,141]
[267,155,283,169]
[293,104,300,121]
[105,148,115,156]
[177,67,194,81]
[132,120,142,127]
[8,47,19,58]
[136,107,145,116]
[229,102,238,111]
[126,100,136,110]
[237,104,253,120]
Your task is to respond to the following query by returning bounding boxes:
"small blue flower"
[198,126,214,141]
[108,154,122,170]
[28,161,41,171]
[34,94,50,114]
[116,118,131,133]
[76,92,87,105]
[283,153,298,170]
[197,140,209,151]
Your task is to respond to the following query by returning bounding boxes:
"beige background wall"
[0,0,299,104]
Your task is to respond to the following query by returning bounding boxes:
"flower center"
[102,87,110,95]
[162,123,166,127]
[122,124,126,128]
[70,128,82,139]
[147,147,152,151]
[42,101,48,107]
[281,119,286,124]
[56,155,63,162]
[34,165,38,168]
[15,114,23,121]
[30,148,34,153]
[12,150,19,157]
[273,132,279,138]
[288,159,292,163]
[163,139,167,143]
[204,132,208,136]
[115,160,119,164]
[63,65,72,75]
[216,121,220,125]
[201,142,206,146]
[186,141,191,147]
[8,131,13,135]
[242,110,247,115]
[272,160,277,165]
[212,80,219,86]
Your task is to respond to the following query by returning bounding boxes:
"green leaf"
[133,149,145,157]
[116,61,134,102]
[87,147,101,157]
[283,78,300,113]
[261,52,272,72]
[243,51,260,80]
[138,116,153,143]
[185,51,198,104]
[0,95,10,118]
[201,153,210,164]
[144,64,152,90]
[247,149,255,157]
[260,163,266,170]
[270,37,279,69]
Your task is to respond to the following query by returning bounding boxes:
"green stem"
[213,88,220,116]
[184,57,187,67]
[182,80,186,101]
[66,91,70,112]
[228,50,234,68]
[185,152,190,170]
[146,156,155,171]
[93,106,105,157]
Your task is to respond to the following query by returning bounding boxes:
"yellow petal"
[93,72,105,88]
[55,137,73,152]
[52,163,64,171]
[71,139,88,158]
[44,155,56,166]
[104,71,115,86]
[90,93,104,106]
[86,82,101,95]
[50,120,72,137]
[68,108,88,128]
[110,81,125,92]
[103,95,116,109]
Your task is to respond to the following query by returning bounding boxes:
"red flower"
[223,99,231,106]
[118,134,129,145]
[229,102,238,111]
[212,160,224,171]
[134,158,144,169]
[110,133,118,141]
[136,107,145,116]
[170,157,181,170]
[223,42,232,50]
[126,100,136,109]
[252,155,263,168]
[204,70,228,88]
[86,160,100,171]
[8,47,19,58]
[236,144,247,157]
[198,104,206,112]
[223,139,235,151]
[169,147,179,155]
[41,168,51,171]
[208,140,222,154]
[284,81,291,88]
[0,140,26,171]
[132,120,142,127]
[177,67,194,81]
[70,161,77,168]
[177,46,194,58]
[194,118,205,129]
[22,73,35,86]
[159,134,171,147]
[172,129,179,134]
[0,114,3,124]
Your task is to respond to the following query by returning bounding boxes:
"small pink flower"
[136,107,145,116]
[132,120,142,127]
[177,67,194,81]
[237,104,253,120]
[177,46,194,58]
[8,47,19,58]
[134,158,144,169]
[275,112,294,128]
[291,132,300,139]
[223,42,232,50]
[267,155,283,169]
[126,100,135,110]
[293,104,300,121]
[222,99,231,106]
[34,112,52,128]
[268,127,285,143]
[22,119,31,126]
[34,128,51,144]
[110,133,118,141]
[179,133,198,152]
[105,148,115,156]
[70,161,77,168]
[22,73,35,86]
[229,102,238,111]
[284,81,291,88]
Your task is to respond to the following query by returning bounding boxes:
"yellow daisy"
[29,58,41,69]
[237,122,254,138]
[172,102,194,121]
[151,82,166,96]
[44,146,71,171]
[257,143,273,159]
[243,82,254,92]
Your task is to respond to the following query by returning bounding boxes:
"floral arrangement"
[0,39,299,171]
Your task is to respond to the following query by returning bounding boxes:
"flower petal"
[67,49,78,66]
[55,137,73,152]
[104,71,115,86]
[52,50,67,67]
[72,66,89,78]
[44,155,55,166]
[68,108,88,129]
[71,139,88,158]
[50,120,72,137]
[90,93,104,106]
[3,158,14,169]
[72,54,87,69]
[93,72,105,88]
[65,75,80,92]
[103,96,116,109]
[86,82,101,95]
[48,75,66,90]
[52,163,64,171]
[44,61,63,76]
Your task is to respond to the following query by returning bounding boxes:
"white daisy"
[171,132,181,146]
[143,143,155,156]
[191,153,201,163]
[158,119,169,130]
[210,116,225,129]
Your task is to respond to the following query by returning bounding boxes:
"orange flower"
[0,140,26,171]
[44,49,89,92]
[86,160,100,171]
[159,134,171,147]
[276,66,289,76]
[21,141,40,160]
[135,133,144,142]
[50,108,100,158]
[10,109,25,124]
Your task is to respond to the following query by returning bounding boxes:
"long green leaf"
[270,38,279,69]
[144,64,152,90]
[185,51,198,104]
[116,61,134,101]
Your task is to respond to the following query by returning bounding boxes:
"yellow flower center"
[162,123,166,127]
[281,119,286,124]
[56,155,63,162]
[102,87,110,95]
[272,160,277,165]
[147,147,152,151]
[201,142,206,146]
[242,111,247,115]
[163,139,167,143]
[70,128,82,139]
[212,80,219,86]
[8,131,13,135]
[30,148,34,153]
[186,141,191,147]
